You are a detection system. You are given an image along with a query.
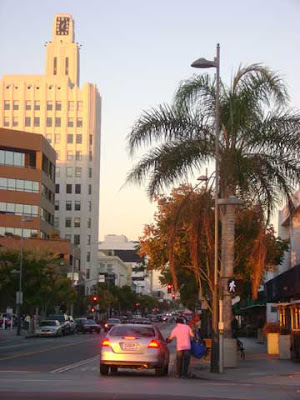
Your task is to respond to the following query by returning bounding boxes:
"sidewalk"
[0,326,36,341]
[190,337,300,386]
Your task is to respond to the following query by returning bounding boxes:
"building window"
[77,101,83,111]
[65,57,69,75]
[75,167,82,177]
[77,118,83,128]
[74,217,80,228]
[56,166,60,177]
[88,201,92,212]
[3,117,9,127]
[66,167,73,177]
[87,235,91,245]
[68,101,74,111]
[55,184,60,194]
[89,135,93,145]
[76,134,82,144]
[67,134,73,144]
[89,151,93,161]
[65,218,72,228]
[53,57,57,75]
[86,269,90,279]
[87,252,90,262]
[45,134,52,143]
[54,217,59,228]
[25,117,31,127]
[74,234,80,245]
[68,118,73,128]
[34,101,40,111]
[55,201,59,211]
[67,151,73,161]
[88,184,92,195]
[66,201,72,211]
[4,100,10,110]
[34,117,40,127]
[56,101,62,111]
[87,218,91,228]
[13,101,19,110]
[75,201,81,211]
[13,117,18,127]
[55,134,61,144]
[47,101,53,111]
[66,184,72,194]
[75,151,82,161]
[65,234,72,241]
[25,101,31,110]
[75,184,81,194]
[88,168,92,178]
[55,117,61,127]
[46,117,52,127]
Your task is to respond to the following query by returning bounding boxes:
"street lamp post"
[16,216,33,336]
[191,43,222,373]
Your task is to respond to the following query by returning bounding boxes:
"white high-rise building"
[0,14,101,293]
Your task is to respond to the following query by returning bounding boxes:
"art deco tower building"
[0,14,101,293]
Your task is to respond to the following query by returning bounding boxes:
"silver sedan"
[100,323,169,376]
[38,320,63,337]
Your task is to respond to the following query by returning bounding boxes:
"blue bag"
[191,339,206,359]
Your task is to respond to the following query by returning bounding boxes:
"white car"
[38,320,63,337]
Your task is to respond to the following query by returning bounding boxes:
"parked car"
[104,318,121,332]
[75,318,88,333]
[48,314,69,335]
[100,323,169,376]
[80,319,101,334]
[38,320,63,337]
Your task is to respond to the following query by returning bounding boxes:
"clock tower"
[45,14,79,87]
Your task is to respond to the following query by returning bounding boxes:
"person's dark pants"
[176,350,191,377]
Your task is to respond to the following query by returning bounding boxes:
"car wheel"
[155,366,163,377]
[100,364,109,376]
[110,366,118,374]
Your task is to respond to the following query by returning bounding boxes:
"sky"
[0,0,299,240]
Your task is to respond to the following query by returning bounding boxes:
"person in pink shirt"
[167,317,194,378]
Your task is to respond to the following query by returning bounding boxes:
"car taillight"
[148,340,160,349]
[101,338,111,347]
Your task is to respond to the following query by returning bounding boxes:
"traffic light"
[92,295,98,303]
[91,307,95,313]
[167,283,172,294]
[172,293,175,301]
[135,302,140,308]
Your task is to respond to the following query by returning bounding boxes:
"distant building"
[0,128,57,239]
[0,14,101,293]
[98,234,154,294]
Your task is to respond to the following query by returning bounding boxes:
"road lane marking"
[50,356,99,373]
[0,341,82,361]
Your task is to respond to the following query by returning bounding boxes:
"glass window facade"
[0,150,25,167]
[0,226,38,238]
[0,202,38,217]
[0,177,39,192]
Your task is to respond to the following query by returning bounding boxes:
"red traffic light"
[167,283,172,293]
[92,295,98,302]
[91,307,95,313]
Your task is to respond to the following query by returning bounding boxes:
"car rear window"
[41,321,56,326]
[110,326,155,337]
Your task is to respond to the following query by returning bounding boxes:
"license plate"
[121,342,137,351]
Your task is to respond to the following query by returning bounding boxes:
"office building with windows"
[0,14,101,293]
[0,127,57,239]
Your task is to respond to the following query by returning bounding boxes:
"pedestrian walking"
[166,317,194,378]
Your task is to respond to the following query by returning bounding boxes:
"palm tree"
[127,64,300,338]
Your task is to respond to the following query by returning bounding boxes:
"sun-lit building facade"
[0,14,101,293]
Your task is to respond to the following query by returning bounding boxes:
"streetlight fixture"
[191,43,222,373]
[16,216,33,336]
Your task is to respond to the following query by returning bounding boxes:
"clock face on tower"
[56,17,70,35]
